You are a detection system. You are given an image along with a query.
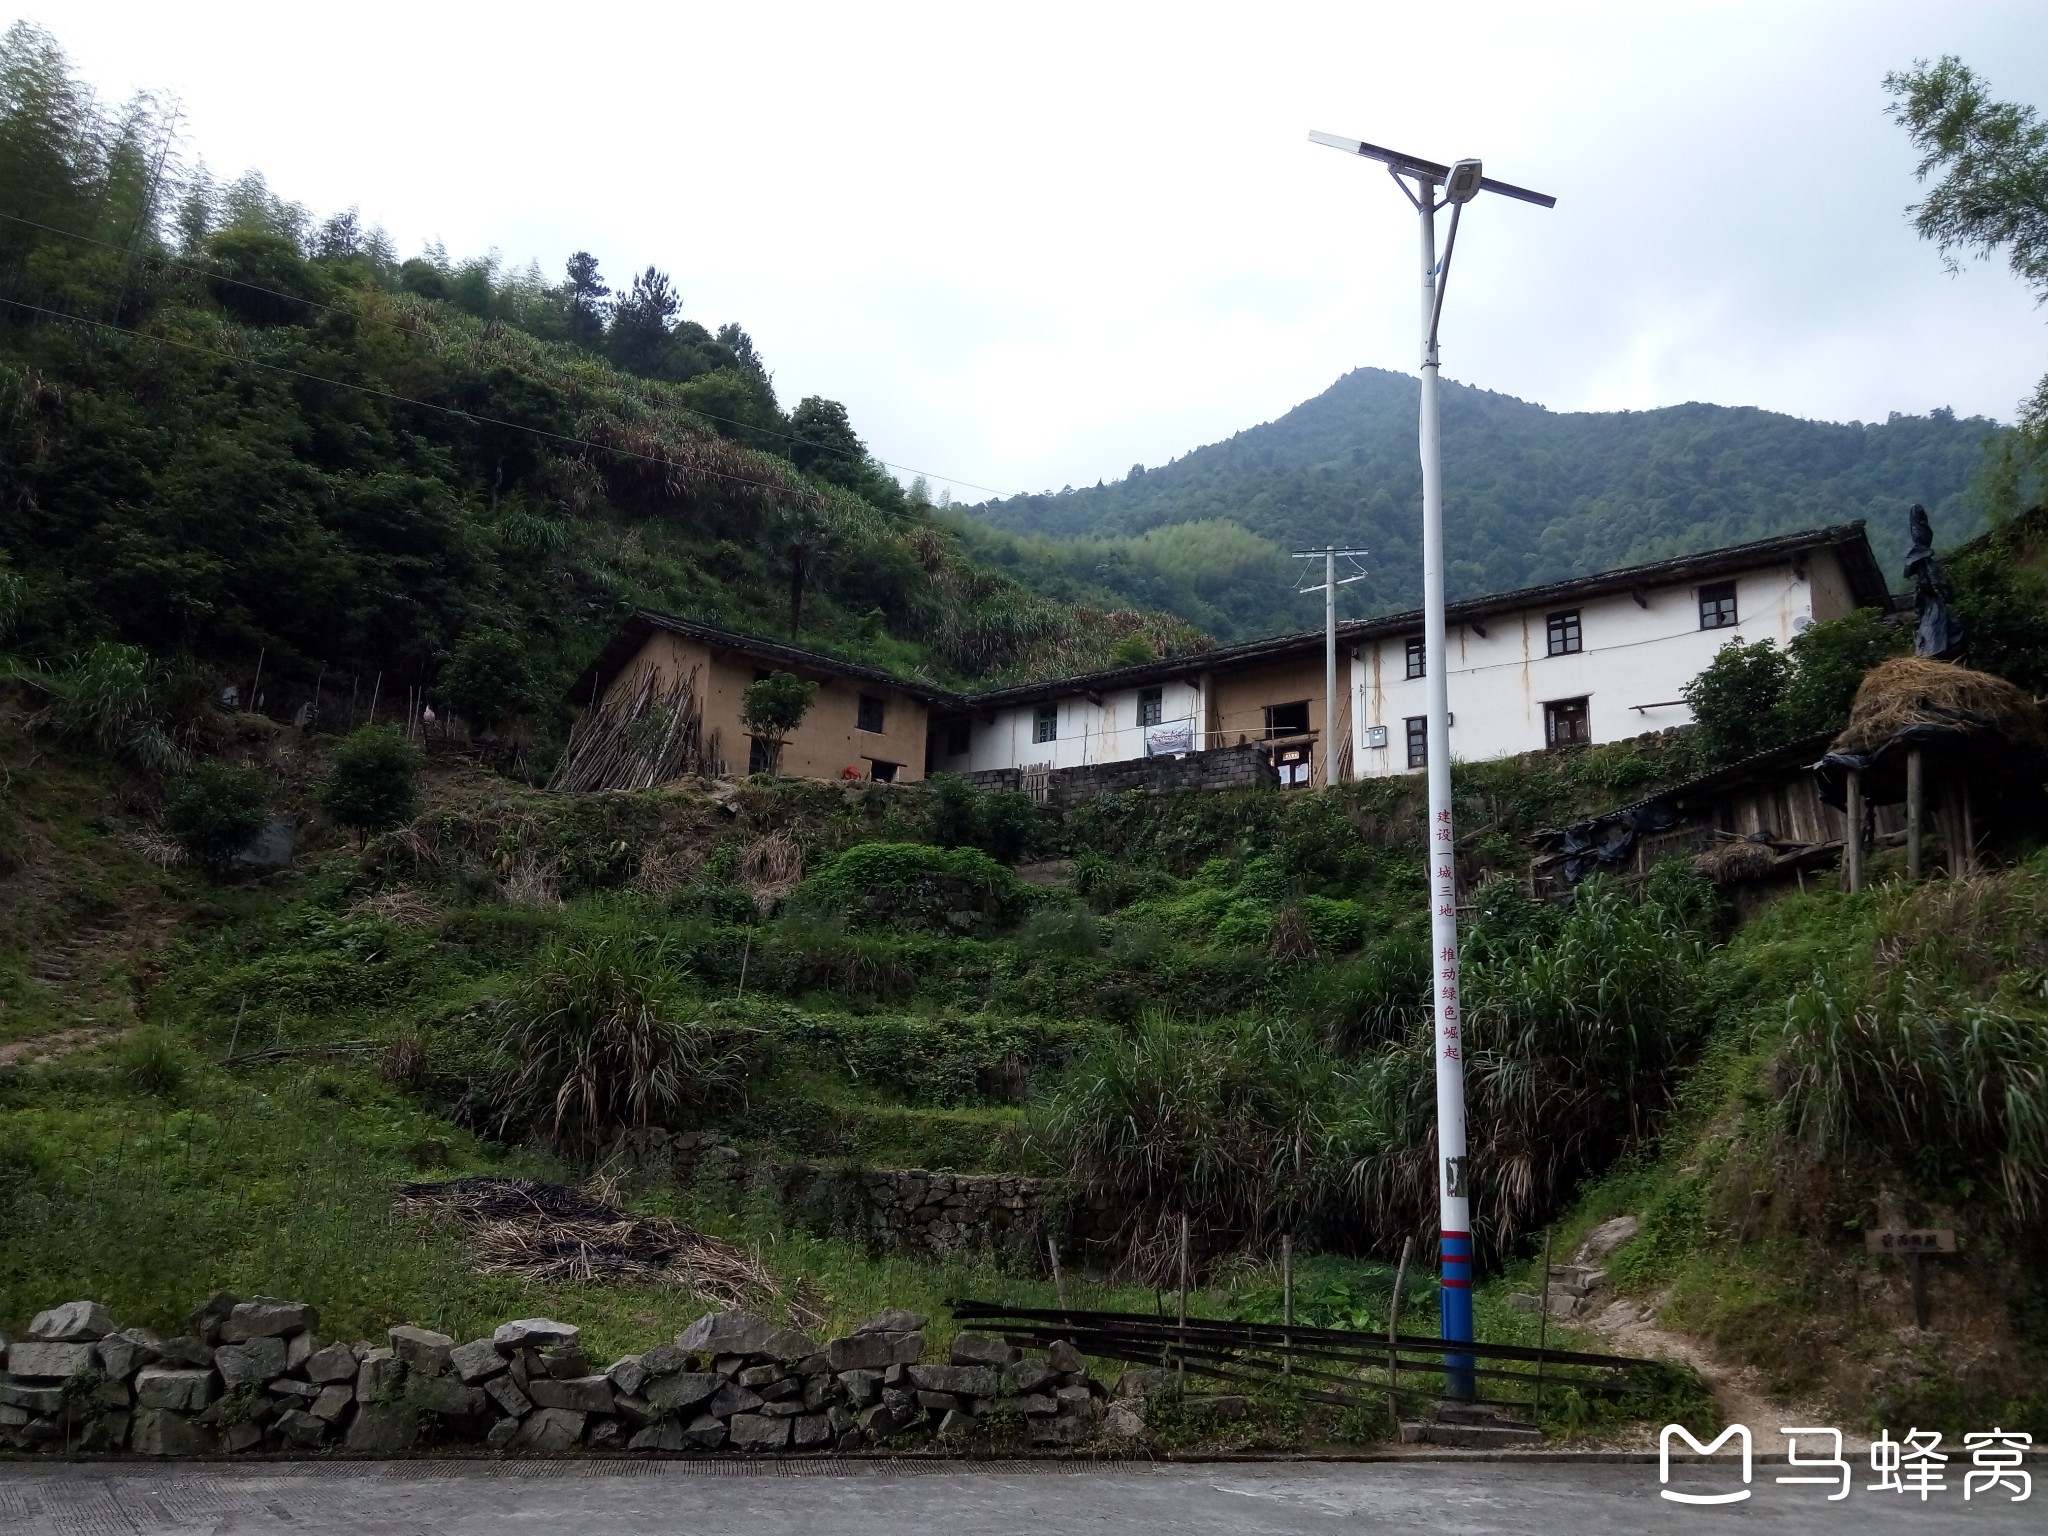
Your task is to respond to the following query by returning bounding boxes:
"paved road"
[0,1457,2033,1534]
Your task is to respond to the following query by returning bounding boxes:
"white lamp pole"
[1310,131,1553,1400]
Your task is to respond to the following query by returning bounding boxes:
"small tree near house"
[320,725,421,843]
[741,671,817,776]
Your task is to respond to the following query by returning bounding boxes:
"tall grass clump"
[1777,861,2048,1219]
[1345,868,1717,1257]
[487,934,753,1157]
[1039,1010,1359,1277]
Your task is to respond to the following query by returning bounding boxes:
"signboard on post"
[1864,1229,1956,1255]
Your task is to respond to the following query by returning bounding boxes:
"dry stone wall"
[963,741,1277,805]
[669,1134,1124,1264]
[0,1294,1110,1456]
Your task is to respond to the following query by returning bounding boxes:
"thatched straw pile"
[1692,838,1778,884]
[1831,657,2048,758]
[396,1176,821,1327]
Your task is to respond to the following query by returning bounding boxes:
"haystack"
[1692,837,1777,885]
[1817,657,2048,810]
[1831,658,2047,759]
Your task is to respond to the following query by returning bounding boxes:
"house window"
[1698,581,1738,630]
[1139,687,1164,727]
[1034,705,1058,743]
[944,721,970,756]
[1405,715,1428,769]
[1273,743,1312,787]
[1546,609,1582,656]
[857,693,885,733]
[867,760,899,782]
[1545,697,1591,747]
[1265,700,1311,738]
[1405,636,1426,680]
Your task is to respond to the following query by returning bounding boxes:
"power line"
[0,208,1009,498]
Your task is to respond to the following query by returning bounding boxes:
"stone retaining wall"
[667,1134,1124,1265]
[963,741,1277,805]
[0,1295,1111,1456]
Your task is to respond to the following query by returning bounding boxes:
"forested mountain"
[0,23,1201,724]
[969,368,2005,640]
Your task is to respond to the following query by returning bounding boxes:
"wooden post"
[1844,769,1865,893]
[1906,748,1924,883]
[1909,1252,1929,1329]
[248,647,264,717]
[1535,1228,1554,1417]
[1387,1234,1412,1418]
[1047,1233,1070,1317]
[1176,1213,1190,1390]
[1281,1235,1293,1376]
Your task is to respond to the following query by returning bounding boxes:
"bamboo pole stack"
[548,665,704,792]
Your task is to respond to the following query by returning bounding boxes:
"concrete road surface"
[0,1456,2034,1534]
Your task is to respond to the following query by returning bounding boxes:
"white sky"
[32,1,2048,502]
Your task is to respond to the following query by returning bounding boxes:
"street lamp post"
[1309,131,1554,1400]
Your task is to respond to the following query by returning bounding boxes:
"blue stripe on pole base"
[1440,1226,1478,1398]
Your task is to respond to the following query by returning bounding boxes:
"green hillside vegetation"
[0,23,1202,737]
[970,368,2000,640]
[4,590,2044,1435]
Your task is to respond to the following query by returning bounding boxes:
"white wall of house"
[945,677,1207,773]
[1348,555,1845,777]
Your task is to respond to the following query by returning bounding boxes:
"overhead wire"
[0,208,1009,499]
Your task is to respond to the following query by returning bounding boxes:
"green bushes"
[320,726,421,840]
[922,774,1047,864]
[164,762,269,872]
[791,841,1029,936]
[485,934,752,1156]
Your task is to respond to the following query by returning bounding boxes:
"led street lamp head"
[1444,158,1484,204]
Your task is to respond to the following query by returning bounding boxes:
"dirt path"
[1584,1294,1870,1456]
[0,1022,126,1066]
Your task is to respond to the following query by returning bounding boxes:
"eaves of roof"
[566,611,960,706]
[942,521,1891,713]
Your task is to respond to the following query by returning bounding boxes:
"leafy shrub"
[486,934,752,1156]
[163,761,269,872]
[320,726,420,840]
[790,841,1028,936]
[1684,611,1908,768]
[1212,898,1275,950]
[922,774,1046,864]
[1298,896,1365,954]
[438,628,544,732]
[1016,900,1100,958]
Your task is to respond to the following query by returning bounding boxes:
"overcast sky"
[31,1,2048,501]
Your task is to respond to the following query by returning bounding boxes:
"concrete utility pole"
[1310,130,1554,1400]
[1293,546,1369,787]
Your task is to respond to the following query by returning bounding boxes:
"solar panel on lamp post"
[1309,129,1554,1403]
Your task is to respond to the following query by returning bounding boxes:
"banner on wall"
[1144,719,1195,757]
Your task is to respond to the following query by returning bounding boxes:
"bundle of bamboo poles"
[548,665,703,792]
